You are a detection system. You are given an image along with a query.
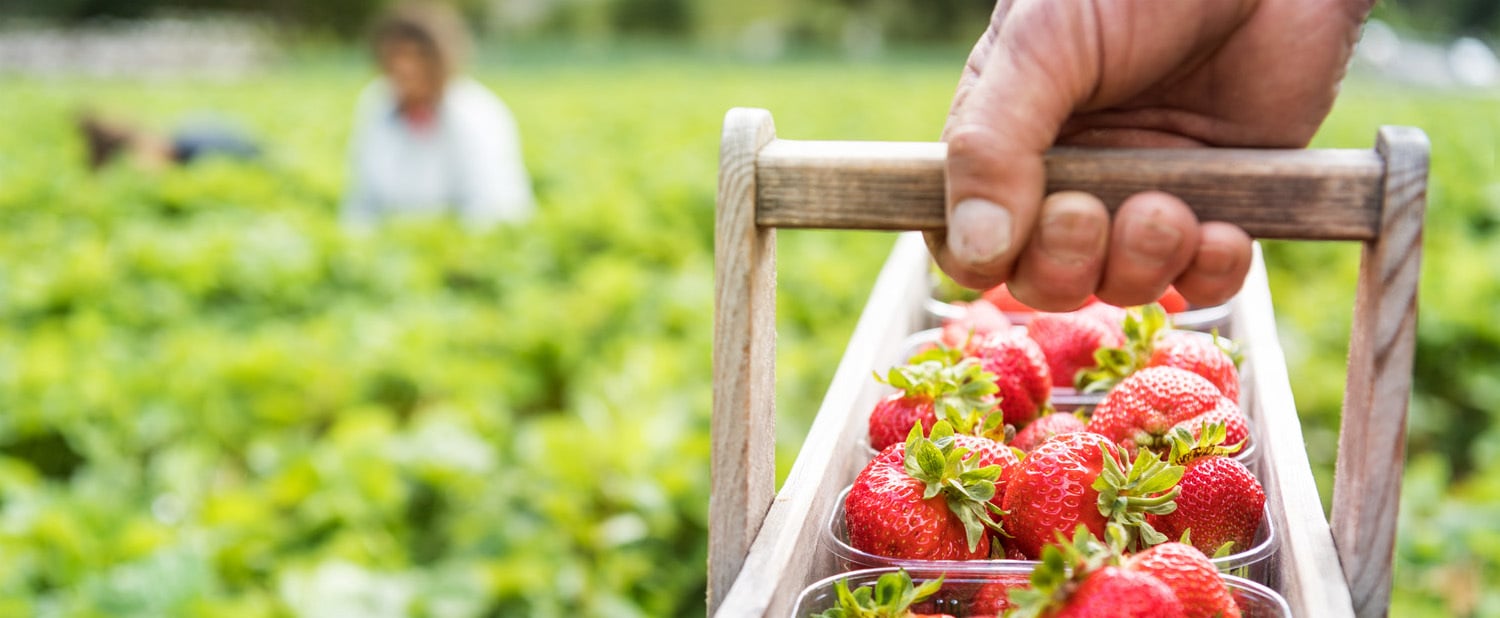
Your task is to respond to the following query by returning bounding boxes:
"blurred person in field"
[79,112,260,171]
[342,1,535,231]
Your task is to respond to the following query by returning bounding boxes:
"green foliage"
[1269,80,1500,617]
[0,53,945,616]
[0,48,1495,617]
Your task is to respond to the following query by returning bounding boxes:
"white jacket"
[341,77,536,230]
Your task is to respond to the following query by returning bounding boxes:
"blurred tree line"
[2,0,1497,55]
[0,0,994,45]
[2,0,1494,45]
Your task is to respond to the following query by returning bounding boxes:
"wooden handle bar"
[711,107,1429,618]
[755,140,1386,241]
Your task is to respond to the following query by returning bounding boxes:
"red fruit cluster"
[836,290,1266,617]
[1007,530,1241,618]
[1010,411,1088,453]
[845,423,1018,561]
[940,299,1012,351]
[1148,423,1266,556]
[867,349,1003,451]
[1078,304,1241,400]
[978,283,1189,316]
[1002,432,1180,559]
[1027,312,1124,389]
[970,331,1052,428]
[1088,366,1249,457]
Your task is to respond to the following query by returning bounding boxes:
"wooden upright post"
[1331,126,1429,618]
[709,108,778,614]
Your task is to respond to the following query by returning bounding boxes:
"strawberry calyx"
[1076,303,1169,393]
[879,347,1003,438]
[1006,525,1126,618]
[1166,420,1244,465]
[903,421,1006,553]
[816,568,944,618]
[1210,327,1246,368]
[1093,443,1183,552]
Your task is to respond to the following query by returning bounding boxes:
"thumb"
[936,0,1095,289]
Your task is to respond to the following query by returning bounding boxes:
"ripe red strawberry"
[1075,302,1127,334]
[846,423,1010,560]
[1007,529,1186,618]
[1001,432,1182,558]
[1147,424,1265,556]
[869,396,938,454]
[1126,542,1242,618]
[1157,285,1190,313]
[940,299,1012,350]
[1026,312,1125,388]
[1010,411,1088,453]
[968,578,1024,615]
[1051,567,1183,618]
[1086,366,1247,457]
[1147,331,1241,401]
[868,350,1001,451]
[815,569,953,618]
[980,283,1058,314]
[1078,305,1240,400]
[1187,398,1250,453]
[969,331,1052,428]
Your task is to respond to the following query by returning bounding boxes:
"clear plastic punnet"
[789,566,1291,618]
[824,485,1279,585]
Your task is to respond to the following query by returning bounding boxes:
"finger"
[1007,191,1109,312]
[939,1,1099,288]
[926,1,1012,268]
[1095,191,1200,307]
[1173,221,1253,306]
[933,0,1258,289]
[945,0,1015,137]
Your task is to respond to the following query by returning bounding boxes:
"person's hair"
[77,111,135,171]
[370,1,472,77]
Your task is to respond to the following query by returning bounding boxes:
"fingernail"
[950,198,1012,266]
[1038,201,1106,266]
[1123,213,1183,266]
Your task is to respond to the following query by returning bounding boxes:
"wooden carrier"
[708,107,1429,618]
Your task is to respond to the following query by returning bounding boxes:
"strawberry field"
[0,48,1496,616]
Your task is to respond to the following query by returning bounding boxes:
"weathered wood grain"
[710,109,1431,617]
[709,108,779,614]
[1234,245,1357,617]
[1331,126,1429,618]
[756,140,1385,240]
[713,234,931,618]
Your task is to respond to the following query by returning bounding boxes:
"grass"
[0,44,1495,616]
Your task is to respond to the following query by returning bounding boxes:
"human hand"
[929,0,1371,310]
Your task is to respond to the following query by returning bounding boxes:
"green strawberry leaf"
[1211,327,1245,368]
[900,421,1006,553]
[1007,526,1124,618]
[1167,421,1243,464]
[879,349,1005,438]
[1076,303,1170,393]
[817,569,943,618]
[1213,540,1237,559]
[1093,443,1183,552]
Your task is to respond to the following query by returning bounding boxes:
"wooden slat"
[755,140,1385,240]
[714,233,932,618]
[711,109,1431,617]
[1233,244,1356,617]
[1331,126,1429,618]
[709,108,779,614]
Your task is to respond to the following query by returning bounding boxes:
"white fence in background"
[0,17,270,79]
[1357,20,1499,88]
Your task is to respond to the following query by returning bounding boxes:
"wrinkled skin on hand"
[930,0,1372,311]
